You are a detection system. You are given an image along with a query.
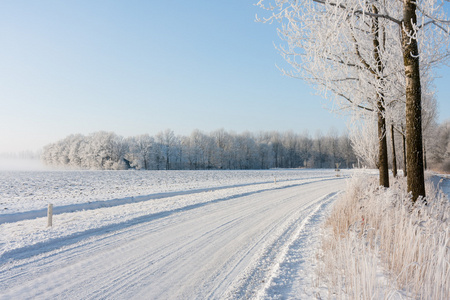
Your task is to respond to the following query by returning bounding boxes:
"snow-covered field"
[1,169,348,215]
[0,169,351,299]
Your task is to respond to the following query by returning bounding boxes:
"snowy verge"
[316,174,450,299]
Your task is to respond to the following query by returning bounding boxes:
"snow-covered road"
[0,177,345,299]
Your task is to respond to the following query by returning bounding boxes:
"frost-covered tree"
[257,0,449,200]
[299,130,314,168]
[155,129,177,170]
[269,131,283,168]
[314,130,327,168]
[86,131,127,170]
[339,131,357,169]
[255,131,274,169]
[67,134,85,168]
[210,129,231,169]
[349,115,379,168]
[184,130,207,169]
[234,132,258,169]
[282,131,298,168]
[257,0,402,187]
[127,134,154,169]
[326,128,341,168]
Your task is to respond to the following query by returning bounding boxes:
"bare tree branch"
[313,0,402,25]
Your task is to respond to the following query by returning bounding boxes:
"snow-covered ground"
[1,169,347,215]
[0,169,349,299]
[0,169,447,299]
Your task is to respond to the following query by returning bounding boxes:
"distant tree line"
[41,129,358,170]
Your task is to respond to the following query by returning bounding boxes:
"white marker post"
[47,204,53,227]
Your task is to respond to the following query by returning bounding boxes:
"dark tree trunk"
[372,6,389,188]
[377,105,390,187]
[391,124,398,177]
[402,129,407,177]
[166,155,170,170]
[402,0,425,202]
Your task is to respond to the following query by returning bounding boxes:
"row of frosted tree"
[41,129,358,170]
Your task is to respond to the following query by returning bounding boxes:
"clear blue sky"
[0,1,449,153]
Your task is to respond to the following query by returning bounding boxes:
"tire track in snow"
[223,191,340,299]
[254,192,340,299]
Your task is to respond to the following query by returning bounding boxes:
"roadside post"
[47,204,53,227]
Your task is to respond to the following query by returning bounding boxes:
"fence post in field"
[47,204,53,227]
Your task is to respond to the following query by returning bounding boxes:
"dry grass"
[315,174,450,299]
